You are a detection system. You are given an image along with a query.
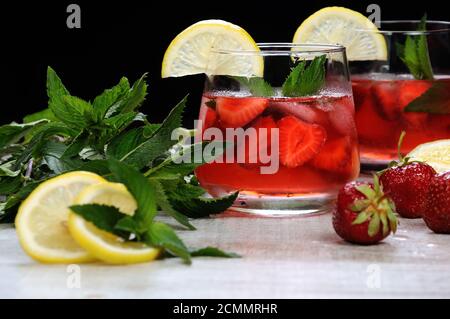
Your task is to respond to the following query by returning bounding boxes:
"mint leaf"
[114,216,139,234]
[0,161,20,177]
[404,81,450,114]
[107,159,157,233]
[166,181,206,199]
[23,108,57,123]
[106,127,146,160]
[93,77,130,121]
[61,130,89,158]
[169,189,239,218]
[232,77,274,96]
[0,176,22,195]
[145,222,191,264]
[282,55,326,97]
[282,61,305,95]
[70,204,130,239]
[104,112,143,132]
[0,120,48,149]
[41,141,83,174]
[49,95,92,130]
[397,15,434,80]
[96,112,144,148]
[143,124,162,137]
[150,179,195,230]
[145,141,231,180]
[47,66,70,102]
[120,96,186,169]
[0,180,41,221]
[190,247,240,258]
[13,122,77,169]
[77,160,111,175]
[119,73,148,114]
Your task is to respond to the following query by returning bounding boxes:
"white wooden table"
[1,213,449,299]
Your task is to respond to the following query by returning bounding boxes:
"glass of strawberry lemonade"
[351,20,450,167]
[195,44,359,216]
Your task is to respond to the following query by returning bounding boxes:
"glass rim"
[210,43,345,55]
[356,20,450,35]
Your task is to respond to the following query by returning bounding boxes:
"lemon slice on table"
[162,19,263,77]
[15,171,106,263]
[293,7,388,61]
[408,140,450,173]
[68,182,160,264]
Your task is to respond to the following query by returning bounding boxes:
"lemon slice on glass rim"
[293,7,388,61]
[162,19,264,77]
[68,182,160,264]
[407,140,450,173]
[15,171,106,263]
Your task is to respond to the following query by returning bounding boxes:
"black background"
[1,1,448,127]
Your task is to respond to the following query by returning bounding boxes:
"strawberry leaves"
[351,175,397,237]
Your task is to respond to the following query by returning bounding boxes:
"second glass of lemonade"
[351,20,450,167]
[195,44,359,216]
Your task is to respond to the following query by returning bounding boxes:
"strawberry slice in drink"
[312,137,352,173]
[238,116,278,167]
[278,115,327,168]
[216,96,268,128]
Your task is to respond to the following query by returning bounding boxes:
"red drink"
[195,93,360,197]
[353,75,450,162]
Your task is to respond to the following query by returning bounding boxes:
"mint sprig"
[282,55,326,97]
[107,159,158,234]
[404,81,450,114]
[232,76,274,97]
[396,15,434,80]
[0,67,239,263]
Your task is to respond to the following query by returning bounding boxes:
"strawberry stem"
[397,131,406,162]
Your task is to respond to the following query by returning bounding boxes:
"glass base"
[228,192,336,217]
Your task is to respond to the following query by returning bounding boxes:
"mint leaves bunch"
[232,54,327,97]
[0,67,239,263]
[282,54,327,97]
[396,16,450,114]
[397,15,434,80]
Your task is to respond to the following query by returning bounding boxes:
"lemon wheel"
[15,171,106,263]
[293,7,387,61]
[68,182,160,264]
[408,140,450,173]
[162,19,263,77]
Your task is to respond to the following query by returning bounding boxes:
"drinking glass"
[351,21,450,168]
[195,44,359,216]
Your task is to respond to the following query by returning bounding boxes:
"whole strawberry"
[333,176,397,245]
[379,132,436,218]
[380,162,436,218]
[423,172,450,234]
